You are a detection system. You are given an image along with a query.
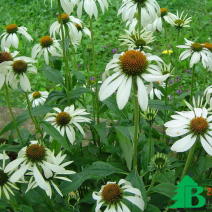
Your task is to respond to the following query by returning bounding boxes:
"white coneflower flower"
[145,8,175,32]
[50,13,90,47]
[32,35,62,65]
[118,0,160,24]
[0,24,33,49]
[71,22,91,48]
[177,39,212,68]
[99,50,170,111]
[28,91,49,107]
[164,108,212,155]
[4,56,37,92]
[93,179,145,212]
[147,82,164,100]
[0,49,19,89]
[45,105,91,144]
[75,0,109,19]
[119,29,154,50]
[4,141,66,190]
[165,11,192,29]
[26,151,75,198]
[202,43,212,71]
[0,152,18,199]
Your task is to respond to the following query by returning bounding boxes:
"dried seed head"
[6,24,18,33]
[26,144,46,162]
[56,112,71,126]
[40,36,53,48]
[12,60,28,74]
[190,117,208,134]
[102,183,122,203]
[120,50,148,76]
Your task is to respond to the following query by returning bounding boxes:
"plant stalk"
[133,78,140,171]
[137,3,142,31]
[181,142,197,179]
[190,65,195,101]
[57,0,71,91]
[89,18,100,124]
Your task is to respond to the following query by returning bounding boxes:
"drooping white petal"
[171,134,196,152]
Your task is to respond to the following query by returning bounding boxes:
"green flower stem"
[61,24,71,91]
[137,3,142,32]
[133,78,140,171]
[4,85,23,142]
[147,171,158,193]
[181,142,197,179]
[148,122,153,164]
[163,78,169,142]
[57,0,71,91]
[24,92,43,140]
[190,65,196,101]
[89,18,100,124]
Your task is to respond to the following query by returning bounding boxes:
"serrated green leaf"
[150,183,176,198]
[115,126,133,171]
[61,161,125,194]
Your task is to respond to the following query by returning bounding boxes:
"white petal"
[171,134,196,152]
[200,136,212,156]
[116,76,132,110]
[137,77,148,111]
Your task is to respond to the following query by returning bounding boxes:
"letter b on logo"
[185,186,206,208]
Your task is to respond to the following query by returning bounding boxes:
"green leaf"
[31,105,52,117]
[145,204,161,212]
[61,161,125,194]
[42,66,64,84]
[19,205,33,212]
[68,87,91,100]
[0,144,22,152]
[115,126,133,171]
[150,183,176,198]
[40,121,70,151]
[102,97,128,119]
[155,170,176,184]
[93,122,108,144]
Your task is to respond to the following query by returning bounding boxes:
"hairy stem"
[190,65,195,101]
[89,19,100,124]
[181,142,197,179]
[133,78,140,171]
